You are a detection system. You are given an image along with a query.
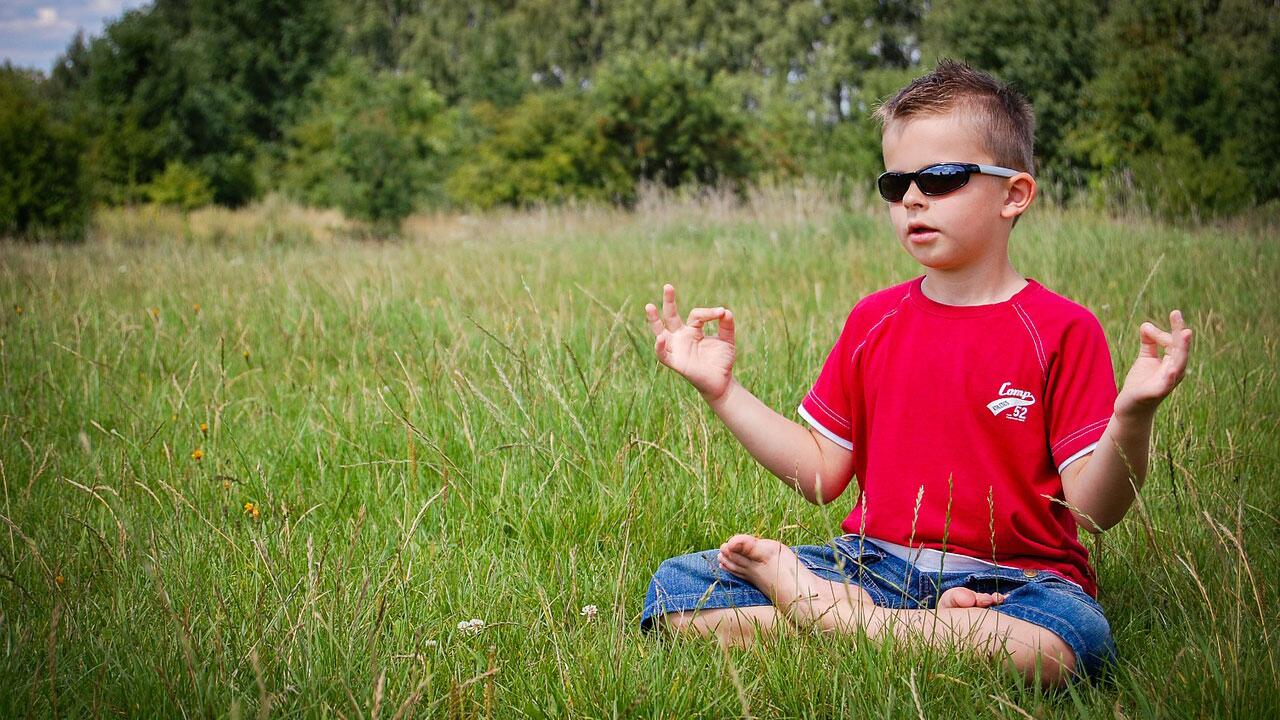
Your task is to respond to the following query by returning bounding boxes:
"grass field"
[1,188,1278,717]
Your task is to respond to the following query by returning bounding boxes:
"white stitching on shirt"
[1052,418,1110,453]
[1012,302,1048,377]
[806,390,851,427]
[850,293,911,362]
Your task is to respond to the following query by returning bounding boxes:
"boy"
[638,60,1192,688]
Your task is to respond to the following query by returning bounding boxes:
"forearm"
[704,379,848,504]
[1067,406,1156,531]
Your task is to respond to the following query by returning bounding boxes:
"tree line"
[2,0,1276,239]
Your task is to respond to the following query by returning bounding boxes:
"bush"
[145,161,214,210]
[589,53,754,198]
[0,67,90,240]
[445,93,629,209]
[282,60,446,231]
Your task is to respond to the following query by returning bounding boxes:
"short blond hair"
[874,59,1036,175]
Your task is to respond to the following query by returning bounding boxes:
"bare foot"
[937,586,1006,610]
[717,534,870,627]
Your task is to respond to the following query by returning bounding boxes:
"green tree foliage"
[51,0,336,206]
[445,92,628,209]
[923,0,1105,183]
[282,61,446,230]
[0,67,89,240]
[590,54,754,194]
[145,161,215,210]
[11,0,1274,228]
[1063,0,1279,217]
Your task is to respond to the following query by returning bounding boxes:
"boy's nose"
[901,179,929,208]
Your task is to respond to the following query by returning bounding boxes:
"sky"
[1,0,149,73]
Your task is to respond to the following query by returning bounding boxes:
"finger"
[687,306,725,331]
[1139,322,1173,358]
[654,334,668,361]
[718,309,735,344]
[645,303,664,337]
[1169,309,1186,335]
[661,284,682,331]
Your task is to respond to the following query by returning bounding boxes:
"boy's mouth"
[907,222,939,241]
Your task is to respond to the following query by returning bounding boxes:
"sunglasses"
[876,162,1021,203]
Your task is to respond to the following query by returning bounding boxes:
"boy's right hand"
[645,284,736,403]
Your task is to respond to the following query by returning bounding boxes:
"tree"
[0,67,89,240]
[283,60,446,231]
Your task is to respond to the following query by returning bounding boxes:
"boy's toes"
[938,587,978,609]
[938,588,1007,609]
[719,533,758,559]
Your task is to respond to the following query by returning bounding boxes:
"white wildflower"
[423,639,438,649]
[580,604,599,622]
[457,618,486,635]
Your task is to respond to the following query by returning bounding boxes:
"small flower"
[252,506,260,520]
[149,307,159,319]
[55,574,65,586]
[244,502,254,512]
[580,604,599,622]
[13,305,22,315]
[193,303,201,314]
[457,618,486,635]
[191,448,204,461]
[222,480,231,490]
[200,422,208,434]
[423,639,438,649]
[243,350,251,361]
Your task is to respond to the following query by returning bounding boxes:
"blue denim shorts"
[640,534,1116,683]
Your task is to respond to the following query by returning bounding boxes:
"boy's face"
[880,112,1030,273]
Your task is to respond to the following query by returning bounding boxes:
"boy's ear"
[1000,173,1037,221]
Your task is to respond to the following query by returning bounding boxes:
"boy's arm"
[645,284,855,505]
[1061,310,1192,532]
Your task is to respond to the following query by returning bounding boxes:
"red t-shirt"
[798,276,1117,596]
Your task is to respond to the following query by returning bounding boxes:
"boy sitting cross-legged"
[638,60,1192,688]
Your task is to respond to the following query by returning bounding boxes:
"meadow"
[1,188,1277,717]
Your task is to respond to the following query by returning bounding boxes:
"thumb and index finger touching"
[644,283,735,341]
[1138,309,1193,370]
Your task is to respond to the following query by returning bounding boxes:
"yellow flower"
[252,507,260,520]
[244,502,254,512]
[55,574,65,586]
[193,303,201,314]
[200,422,208,434]
[13,305,22,315]
[243,350,251,360]
[191,448,204,461]
[222,480,231,490]
[149,307,159,319]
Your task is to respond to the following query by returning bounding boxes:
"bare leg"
[719,534,1077,688]
[660,605,782,647]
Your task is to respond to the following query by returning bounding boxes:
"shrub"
[282,60,446,232]
[445,93,629,209]
[145,161,214,210]
[589,53,754,198]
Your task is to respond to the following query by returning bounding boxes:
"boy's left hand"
[1116,309,1193,417]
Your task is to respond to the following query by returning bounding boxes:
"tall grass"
[1,187,1277,717]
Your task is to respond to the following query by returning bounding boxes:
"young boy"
[638,60,1192,688]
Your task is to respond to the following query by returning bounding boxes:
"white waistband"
[860,536,1020,573]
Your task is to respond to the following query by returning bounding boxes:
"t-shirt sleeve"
[1046,313,1118,473]
[798,309,859,451]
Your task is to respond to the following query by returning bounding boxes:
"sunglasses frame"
[876,162,1022,203]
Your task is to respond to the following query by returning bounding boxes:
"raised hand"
[645,284,736,402]
[1117,309,1193,416]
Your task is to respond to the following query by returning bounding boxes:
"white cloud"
[0,6,74,33]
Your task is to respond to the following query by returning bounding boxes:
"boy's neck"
[920,262,1027,306]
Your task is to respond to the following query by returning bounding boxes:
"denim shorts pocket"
[832,534,887,568]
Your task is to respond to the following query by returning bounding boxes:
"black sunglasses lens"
[916,164,970,195]
[878,173,911,202]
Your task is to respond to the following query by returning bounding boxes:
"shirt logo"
[987,382,1035,422]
